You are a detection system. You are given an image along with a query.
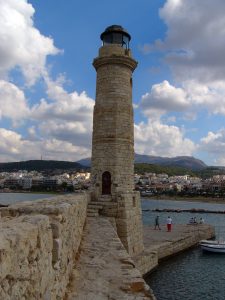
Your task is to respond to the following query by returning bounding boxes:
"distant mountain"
[0,160,86,172]
[76,154,207,171]
[0,155,207,173]
[134,154,207,171]
[76,158,92,167]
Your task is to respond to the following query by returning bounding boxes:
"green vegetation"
[135,163,225,178]
[0,160,88,172]
[134,163,195,176]
[195,166,225,179]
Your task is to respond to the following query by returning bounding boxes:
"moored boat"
[140,190,153,197]
[200,240,225,253]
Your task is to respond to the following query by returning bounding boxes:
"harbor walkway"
[143,223,215,261]
[65,217,155,300]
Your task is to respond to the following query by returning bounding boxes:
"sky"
[1,0,225,166]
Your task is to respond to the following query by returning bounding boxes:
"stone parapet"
[98,44,132,57]
[0,193,89,300]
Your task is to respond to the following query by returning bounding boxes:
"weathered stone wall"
[133,248,158,277]
[0,193,89,300]
[116,191,144,256]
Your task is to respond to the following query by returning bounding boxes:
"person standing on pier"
[167,216,172,232]
[154,216,161,230]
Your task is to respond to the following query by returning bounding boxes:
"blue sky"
[1,0,225,166]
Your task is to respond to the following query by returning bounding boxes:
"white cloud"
[31,77,94,148]
[0,80,30,125]
[134,120,195,157]
[0,0,59,85]
[139,79,225,119]
[201,128,225,156]
[140,80,189,117]
[0,128,90,162]
[200,129,225,165]
[0,77,95,150]
[33,77,94,121]
[183,81,225,116]
[158,0,225,83]
[38,121,91,148]
[140,0,225,120]
[0,1,94,162]
[137,0,225,170]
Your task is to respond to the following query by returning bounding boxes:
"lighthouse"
[92,25,137,198]
[91,25,144,256]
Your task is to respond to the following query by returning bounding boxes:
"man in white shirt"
[167,216,172,232]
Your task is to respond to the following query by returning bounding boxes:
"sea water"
[0,192,53,205]
[142,199,225,300]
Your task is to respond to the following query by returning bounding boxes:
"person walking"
[199,217,204,224]
[154,215,161,230]
[167,216,172,232]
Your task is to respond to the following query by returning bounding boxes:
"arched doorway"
[102,171,111,195]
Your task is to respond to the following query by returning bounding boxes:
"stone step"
[87,212,99,217]
[91,204,118,211]
[87,208,98,213]
[87,203,103,209]
[100,211,117,217]
[98,196,112,202]
[99,202,117,208]
[88,201,103,205]
[101,208,117,213]
[89,200,117,208]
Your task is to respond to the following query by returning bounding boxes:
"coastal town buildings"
[1,169,225,197]
[0,171,91,192]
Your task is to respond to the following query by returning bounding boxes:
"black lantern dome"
[100,25,131,49]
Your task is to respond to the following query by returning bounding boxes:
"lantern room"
[100,25,131,49]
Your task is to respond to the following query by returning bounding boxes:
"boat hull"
[200,243,225,253]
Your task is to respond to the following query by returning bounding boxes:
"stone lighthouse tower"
[91,25,144,256]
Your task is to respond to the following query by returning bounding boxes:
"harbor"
[142,198,225,299]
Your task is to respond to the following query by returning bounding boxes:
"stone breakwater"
[0,194,89,300]
[0,194,215,300]
[0,194,156,300]
[146,208,225,214]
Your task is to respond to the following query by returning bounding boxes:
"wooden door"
[102,171,111,195]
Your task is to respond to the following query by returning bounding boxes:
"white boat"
[140,190,153,197]
[200,240,225,253]
[200,239,225,245]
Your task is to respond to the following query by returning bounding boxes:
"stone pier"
[64,215,214,299]
[0,194,215,299]
[133,223,215,276]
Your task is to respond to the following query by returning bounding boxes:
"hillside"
[134,154,207,170]
[195,166,225,179]
[134,164,225,178]
[0,160,86,172]
[76,154,207,170]
[134,163,195,176]
[1,159,225,178]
